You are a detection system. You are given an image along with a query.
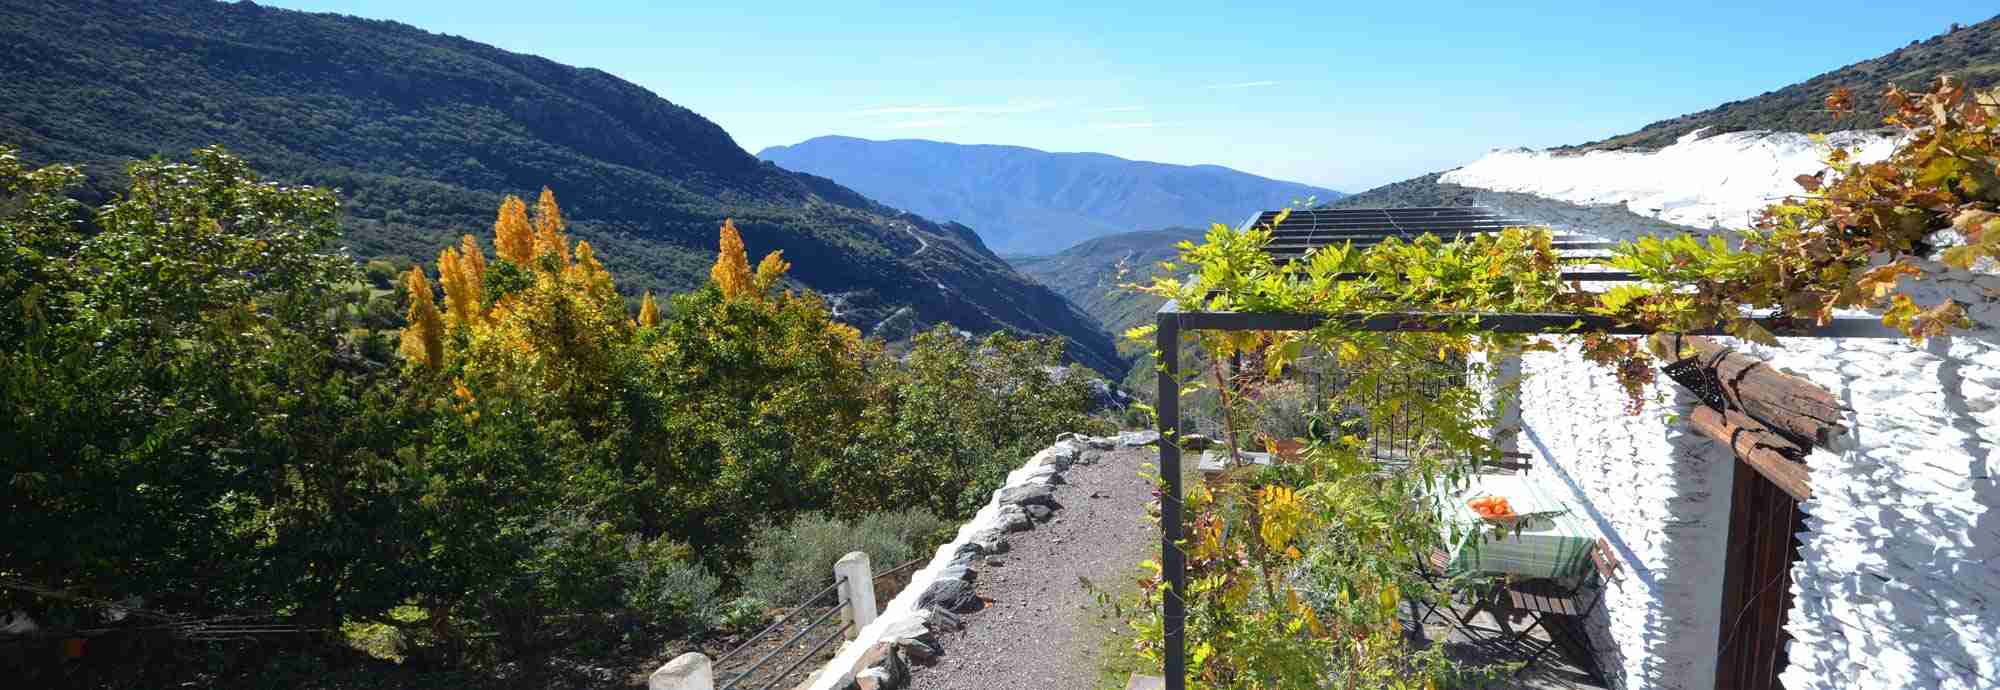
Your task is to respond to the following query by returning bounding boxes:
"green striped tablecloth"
[1437,473,1594,579]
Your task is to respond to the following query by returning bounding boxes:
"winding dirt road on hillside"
[907,446,1159,690]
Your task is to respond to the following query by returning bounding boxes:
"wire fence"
[711,557,925,690]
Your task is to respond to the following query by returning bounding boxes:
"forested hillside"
[759,136,1339,255]
[0,145,1105,687]
[0,0,1120,374]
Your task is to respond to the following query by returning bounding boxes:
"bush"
[741,509,949,606]
[623,556,724,636]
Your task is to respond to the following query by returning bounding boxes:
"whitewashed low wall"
[1444,136,1998,690]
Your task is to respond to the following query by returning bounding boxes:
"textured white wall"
[1515,344,1733,690]
[1441,134,1998,690]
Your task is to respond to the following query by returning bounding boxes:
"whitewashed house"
[1440,130,1998,690]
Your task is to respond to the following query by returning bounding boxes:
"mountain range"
[1017,15,1998,366]
[0,0,1122,375]
[757,136,1339,255]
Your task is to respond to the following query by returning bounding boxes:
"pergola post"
[1156,306,1185,690]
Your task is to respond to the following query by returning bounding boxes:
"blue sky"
[266,1,1983,191]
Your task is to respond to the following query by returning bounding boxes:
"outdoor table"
[1436,473,1595,579]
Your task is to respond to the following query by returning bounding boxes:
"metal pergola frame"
[1148,208,1903,690]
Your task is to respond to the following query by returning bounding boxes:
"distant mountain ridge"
[0,0,1121,375]
[758,136,1340,255]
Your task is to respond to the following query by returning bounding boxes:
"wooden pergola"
[1149,207,1898,690]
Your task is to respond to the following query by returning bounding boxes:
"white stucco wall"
[1442,130,1998,690]
[1513,344,1733,690]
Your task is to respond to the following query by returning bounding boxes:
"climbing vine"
[1118,77,1997,688]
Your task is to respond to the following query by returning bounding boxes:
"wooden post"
[1157,311,1186,690]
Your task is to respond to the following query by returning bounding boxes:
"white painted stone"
[648,652,714,690]
[835,551,877,639]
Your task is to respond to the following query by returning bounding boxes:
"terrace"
[1145,207,1900,690]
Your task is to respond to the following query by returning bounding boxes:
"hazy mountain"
[0,0,1121,375]
[757,136,1340,255]
[1011,226,1205,341]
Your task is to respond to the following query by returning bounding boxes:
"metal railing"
[706,556,924,690]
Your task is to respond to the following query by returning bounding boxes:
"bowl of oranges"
[1467,495,1517,525]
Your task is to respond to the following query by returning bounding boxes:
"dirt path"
[908,446,1158,690]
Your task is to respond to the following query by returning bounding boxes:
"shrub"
[623,557,724,636]
[741,509,949,606]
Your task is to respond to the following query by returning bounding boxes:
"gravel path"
[908,446,1159,690]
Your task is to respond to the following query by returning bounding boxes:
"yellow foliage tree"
[399,267,444,368]
[493,195,534,264]
[533,186,571,265]
[754,249,790,294]
[636,290,661,329]
[437,234,486,327]
[712,219,756,300]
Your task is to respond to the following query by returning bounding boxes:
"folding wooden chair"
[1412,547,1491,638]
[1503,537,1622,676]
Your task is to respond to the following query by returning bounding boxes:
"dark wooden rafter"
[1688,406,1813,501]
[1649,335,1852,451]
[1650,334,1849,502]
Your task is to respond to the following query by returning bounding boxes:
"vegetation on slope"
[0,146,1103,687]
[759,136,1339,255]
[0,0,1121,374]
[1567,15,1999,151]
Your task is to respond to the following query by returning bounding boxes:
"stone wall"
[1439,142,1998,690]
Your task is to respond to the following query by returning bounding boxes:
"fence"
[651,552,924,690]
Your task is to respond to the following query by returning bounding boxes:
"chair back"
[1589,538,1623,584]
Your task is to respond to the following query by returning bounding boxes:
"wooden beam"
[1652,334,1852,452]
[1689,406,1812,501]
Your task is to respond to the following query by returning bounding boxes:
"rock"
[985,557,1006,566]
[995,505,1033,533]
[971,529,1010,554]
[999,483,1058,507]
[897,636,940,664]
[1025,504,1053,521]
[954,541,985,558]
[1022,465,1064,485]
[1085,435,1117,450]
[647,652,714,690]
[1034,443,1080,472]
[849,640,906,690]
[937,564,975,583]
[1180,433,1215,450]
[1075,450,1103,466]
[1118,429,1161,447]
[918,578,979,613]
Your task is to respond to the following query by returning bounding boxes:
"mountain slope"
[758,136,1339,255]
[1012,226,1205,341]
[0,0,1121,375]
[1333,17,1998,214]
[1568,16,1998,151]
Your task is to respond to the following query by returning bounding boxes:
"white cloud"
[889,119,961,129]
[1204,80,1279,90]
[852,101,1054,117]
[1086,105,1146,113]
[1093,121,1168,130]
